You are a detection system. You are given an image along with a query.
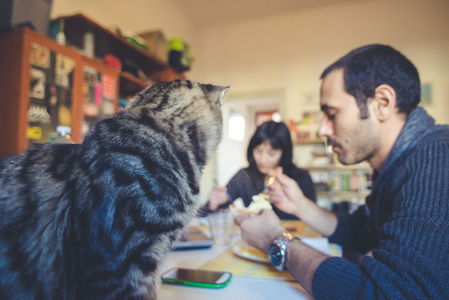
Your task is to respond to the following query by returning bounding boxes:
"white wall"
[191,0,449,126]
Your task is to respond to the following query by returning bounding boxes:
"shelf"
[151,67,186,82]
[294,138,325,145]
[119,72,151,96]
[317,190,370,198]
[305,165,372,171]
[56,13,168,75]
[55,13,185,96]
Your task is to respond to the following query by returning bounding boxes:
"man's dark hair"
[321,44,421,118]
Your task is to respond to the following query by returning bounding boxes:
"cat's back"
[0,143,81,200]
[0,143,82,234]
[79,80,225,197]
[0,143,82,298]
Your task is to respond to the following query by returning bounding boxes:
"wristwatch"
[268,232,301,271]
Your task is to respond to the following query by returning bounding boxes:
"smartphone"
[161,268,232,288]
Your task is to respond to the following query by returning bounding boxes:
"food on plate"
[229,194,272,214]
[237,245,269,260]
[248,194,272,212]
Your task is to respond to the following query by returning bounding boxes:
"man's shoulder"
[387,123,449,179]
[402,124,449,168]
[416,124,449,147]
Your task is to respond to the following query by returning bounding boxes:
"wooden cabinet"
[0,27,86,157]
[0,14,184,159]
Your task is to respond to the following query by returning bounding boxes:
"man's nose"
[318,117,333,138]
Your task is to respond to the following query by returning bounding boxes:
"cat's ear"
[214,85,230,101]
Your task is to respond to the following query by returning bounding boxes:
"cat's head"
[128,80,228,167]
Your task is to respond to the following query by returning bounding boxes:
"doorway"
[215,89,285,185]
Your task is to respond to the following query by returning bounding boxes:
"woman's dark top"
[224,166,316,220]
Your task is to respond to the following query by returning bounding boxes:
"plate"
[232,241,270,264]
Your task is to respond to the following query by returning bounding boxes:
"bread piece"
[229,194,272,214]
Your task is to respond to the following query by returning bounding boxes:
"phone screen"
[161,268,232,288]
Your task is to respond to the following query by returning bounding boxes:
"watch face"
[269,244,282,267]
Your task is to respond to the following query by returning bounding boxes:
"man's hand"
[268,168,306,217]
[269,168,339,237]
[235,208,330,295]
[234,210,286,252]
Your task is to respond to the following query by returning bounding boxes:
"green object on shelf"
[168,38,184,51]
[125,36,147,50]
[168,38,193,72]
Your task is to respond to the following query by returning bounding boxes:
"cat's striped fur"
[0,80,226,299]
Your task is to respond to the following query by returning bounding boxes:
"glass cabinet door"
[27,42,75,147]
[81,65,117,140]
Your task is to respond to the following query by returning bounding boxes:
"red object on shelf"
[289,118,298,134]
[103,54,121,72]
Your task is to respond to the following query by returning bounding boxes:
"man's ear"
[370,84,397,121]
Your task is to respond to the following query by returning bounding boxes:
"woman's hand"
[208,185,230,211]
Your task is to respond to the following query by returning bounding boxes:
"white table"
[156,241,312,300]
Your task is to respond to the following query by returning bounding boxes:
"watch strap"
[281,232,301,242]
[270,232,301,271]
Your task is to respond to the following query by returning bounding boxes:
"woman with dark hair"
[208,120,316,220]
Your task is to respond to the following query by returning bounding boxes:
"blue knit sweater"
[312,107,449,299]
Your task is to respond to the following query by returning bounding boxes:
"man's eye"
[328,114,336,120]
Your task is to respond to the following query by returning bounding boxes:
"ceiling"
[170,0,372,26]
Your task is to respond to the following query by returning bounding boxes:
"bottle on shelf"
[56,19,66,45]
[51,126,74,144]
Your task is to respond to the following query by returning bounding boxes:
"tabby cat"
[0,80,227,299]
